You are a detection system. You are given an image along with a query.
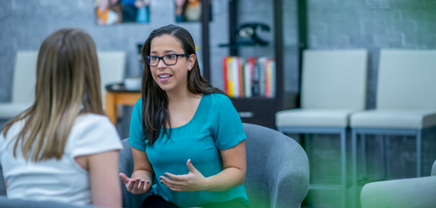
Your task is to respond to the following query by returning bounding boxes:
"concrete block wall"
[1,0,436,206]
[304,1,436,206]
[0,0,229,103]
[307,0,436,108]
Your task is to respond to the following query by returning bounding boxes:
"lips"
[157,73,172,82]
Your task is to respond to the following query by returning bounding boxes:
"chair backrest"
[377,49,436,110]
[243,123,309,208]
[97,51,127,107]
[118,124,310,208]
[301,49,368,109]
[11,51,126,107]
[12,51,38,103]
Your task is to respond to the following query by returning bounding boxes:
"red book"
[222,57,228,94]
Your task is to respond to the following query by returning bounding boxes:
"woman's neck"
[166,87,192,104]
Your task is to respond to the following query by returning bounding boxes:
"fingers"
[168,187,183,192]
[144,180,151,191]
[160,175,185,187]
[119,173,130,184]
[164,172,183,181]
[186,159,197,173]
[137,179,146,191]
[128,178,150,194]
[126,178,136,191]
[160,176,185,192]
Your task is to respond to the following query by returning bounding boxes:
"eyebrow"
[150,50,178,54]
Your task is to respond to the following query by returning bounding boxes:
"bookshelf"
[201,0,307,129]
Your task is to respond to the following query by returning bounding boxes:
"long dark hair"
[140,24,224,147]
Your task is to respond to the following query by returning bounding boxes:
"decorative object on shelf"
[235,23,270,46]
[124,78,142,90]
[219,22,270,48]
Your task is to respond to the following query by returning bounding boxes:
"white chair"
[350,49,436,207]
[0,51,37,119]
[0,51,126,120]
[360,160,436,208]
[97,51,127,108]
[276,49,368,208]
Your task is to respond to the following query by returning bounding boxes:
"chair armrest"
[266,139,310,208]
[431,160,436,176]
[360,176,436,208]
[118,138,149,208]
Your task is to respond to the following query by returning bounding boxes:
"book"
[244,62,252,98]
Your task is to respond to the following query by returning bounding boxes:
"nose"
[156,58,167,69]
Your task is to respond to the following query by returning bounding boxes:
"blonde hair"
[2,28,103,162]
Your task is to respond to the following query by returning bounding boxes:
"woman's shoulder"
[205,93,233,108]
[207,92,230,102]
[1,119,26,141]
[73,113,115,133]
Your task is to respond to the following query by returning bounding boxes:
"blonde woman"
[0,29,122,207]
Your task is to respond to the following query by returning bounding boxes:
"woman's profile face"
[149,34,195,94]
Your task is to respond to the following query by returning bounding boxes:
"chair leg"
[417,130,422,177]
[360,134,367,182]
[381,135,387,180]
[351,129,358,208]
[340,129,347,208]
[304,134,311,166]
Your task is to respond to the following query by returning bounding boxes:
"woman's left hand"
[160,159,208,192]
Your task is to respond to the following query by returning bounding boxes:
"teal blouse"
[128,93,250,207]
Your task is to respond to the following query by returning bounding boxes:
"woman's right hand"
[119,172,151,194]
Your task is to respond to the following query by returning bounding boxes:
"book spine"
[266,58,271,97]
[252,57,260,96]
[231,57,239,97]
[238,57,244,97]
[269,59,276,98]
[244,62,252,98]
[226,57,234,97]
[222,57,228,95]
[258,57,266,97]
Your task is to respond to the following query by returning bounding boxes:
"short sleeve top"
[0,114,123,205]
[129,93,250,207]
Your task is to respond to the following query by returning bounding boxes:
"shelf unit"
[200,0,307,129]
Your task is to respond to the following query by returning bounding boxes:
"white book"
[232,57,240,97]
[244,63,252,98]
[268,60,276,98]
[257,57,267,96]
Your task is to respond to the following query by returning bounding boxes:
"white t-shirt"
[0,113,123,205]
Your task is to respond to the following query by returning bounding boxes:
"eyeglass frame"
[145,54,189,66]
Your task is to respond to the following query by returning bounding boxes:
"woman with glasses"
[119,24,250,208]
[0,29,122,207]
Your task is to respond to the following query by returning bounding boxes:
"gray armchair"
[0,123,309,208]
[243,123,309,208]
[360,160,436,208]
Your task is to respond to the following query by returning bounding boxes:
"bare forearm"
[204,167,245,191]
[132,169,153,182]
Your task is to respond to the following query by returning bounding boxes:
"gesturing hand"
[119,172,151,194]
[160,159,208,192]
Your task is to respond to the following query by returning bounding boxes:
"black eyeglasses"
[145,54,188,66]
